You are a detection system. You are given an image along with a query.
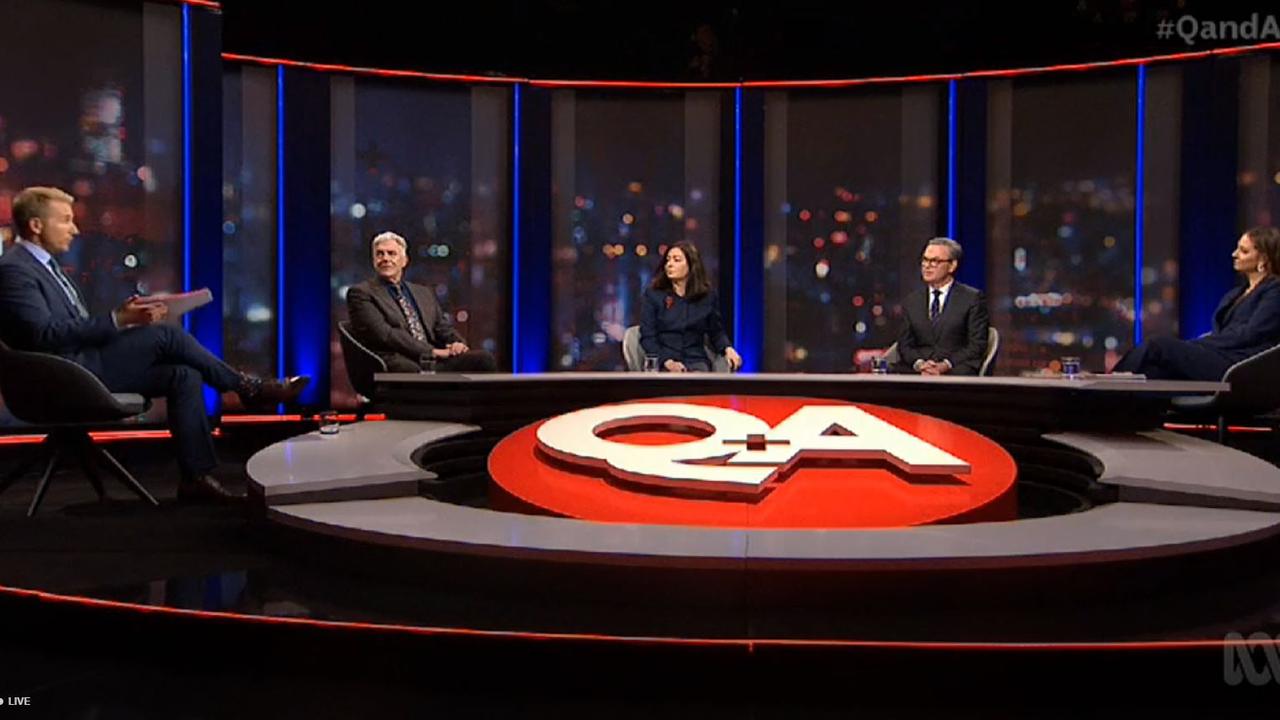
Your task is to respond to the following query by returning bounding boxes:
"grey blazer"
[345,277,463,366]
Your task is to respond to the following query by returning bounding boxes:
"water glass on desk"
[419,353,437,374]
[643,355,660,373]
[1060,356,1082,379]
[318,410,340,435]
[870,356,890,375]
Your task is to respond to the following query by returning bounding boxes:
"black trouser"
[95,325,242,475]
[1112,336,1233,381]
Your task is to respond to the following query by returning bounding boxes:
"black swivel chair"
[0,340,159,516]
[1170,344,1280,443]
[337,320,387,407]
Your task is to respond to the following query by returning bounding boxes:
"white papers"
[142,288,213,318]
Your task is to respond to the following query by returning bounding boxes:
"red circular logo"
[488,396,1017,529]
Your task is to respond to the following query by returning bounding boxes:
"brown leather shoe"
[237,375,311,409]
[177,474,244,504]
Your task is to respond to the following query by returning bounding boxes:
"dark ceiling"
[220,1,1278,81]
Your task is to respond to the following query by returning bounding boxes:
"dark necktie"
[47,258,89,319]
[389,284,427,342]
[929,289,942,323]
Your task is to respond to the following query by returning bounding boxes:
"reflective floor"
[2,425,1279,714]
[5,456,1278,644]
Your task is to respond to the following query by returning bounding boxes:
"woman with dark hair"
[1112,226,1280,380]
[640,241,742,372]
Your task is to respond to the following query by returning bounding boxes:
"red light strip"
[90,430,173,442]
[182,0,221,8]
[746,42,1280,87]
[221,53,523,85]
[1163,423,1271,434]
[0,581,1275,651]
[0,430,177,445]
[528,79,741,89]
[223,42,1280,89]
[743,73,960,89]
[220,414,305,423]
[220,414,387,424]
[0,416,385,444]
[0,434,47,446]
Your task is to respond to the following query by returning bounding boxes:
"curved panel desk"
[248,374,1280,592]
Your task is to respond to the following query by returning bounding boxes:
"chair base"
[0,430,160,517]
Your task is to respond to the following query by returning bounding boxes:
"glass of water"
[419,353,437,374]
[871,356,890,374]
[643,355,660,372]
[318,410,340,435]
[1060,356,1082,379]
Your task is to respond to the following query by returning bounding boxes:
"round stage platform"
[238,372,1280,645]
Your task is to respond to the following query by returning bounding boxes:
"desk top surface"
[375,371,1227,395]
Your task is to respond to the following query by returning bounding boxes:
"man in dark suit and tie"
[345,232,496,373]
[894,237,990,376]
[0,186,309,502]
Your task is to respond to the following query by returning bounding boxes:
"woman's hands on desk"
[664,347,743,372]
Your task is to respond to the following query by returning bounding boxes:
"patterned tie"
[390,284,427,342]
[929,289,942,324]
[48,258,89,319]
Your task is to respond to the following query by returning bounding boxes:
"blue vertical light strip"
[1134,65,1147,346]
[733,86,743,347]
[180,5,192,330]
[276,66,286,380]
[512,84,522,372]
[947,79,958,239]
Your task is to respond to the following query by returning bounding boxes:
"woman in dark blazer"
[640,241,742,372]
[1113,226,1280,380]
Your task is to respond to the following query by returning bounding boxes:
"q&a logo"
[536,401,971,496]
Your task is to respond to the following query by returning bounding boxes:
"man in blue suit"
[894,237,990,375]
[0,186,308,502]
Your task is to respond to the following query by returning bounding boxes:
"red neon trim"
[88,430,172,442]
[0,429,227,445]
[221,53,523,85]
[220,414,305,423]
[0,416,386,438]
[223,43,1280,89]
[181,0,220,8]
[744,72,961,89]
[0,431,173,444]
[528,79,741,89]
[747,42,1280,87]
[0,581,1274,651]
[219,413,387,424]
[1163,422,1271,434]
[0,435,46,445]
